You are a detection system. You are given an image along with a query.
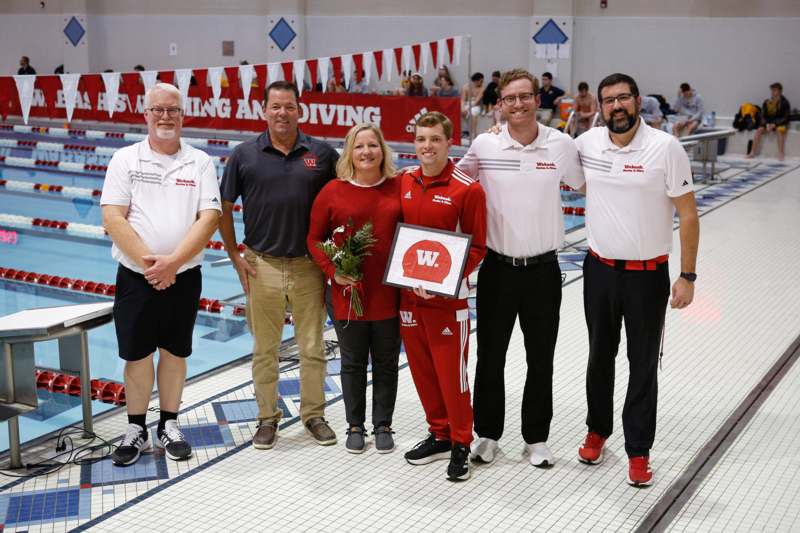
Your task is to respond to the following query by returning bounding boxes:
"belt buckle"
[512,256,519,267]
[512,256,528,267]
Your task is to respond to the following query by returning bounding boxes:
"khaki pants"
[244,249,327,424]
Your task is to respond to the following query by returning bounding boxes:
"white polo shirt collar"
[601,118,649,154]
[499,122,551,152]
[137,137,194,169]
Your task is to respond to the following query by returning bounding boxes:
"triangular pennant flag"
[254,64,267,92]
[0,77,16,120]
[35,75,61,118]
[429,41,439,71]
[402,45,413,73]
[13,75,36,124]
[411,44,422,72]
[331,56,342,85]
[193,68,209,102]
[79,74,103,113]
[453,36,463,65]
[174,69,192,111]
[373,50,384,81]
[120,72,142,102]
[140,70,158,94]
[207,67,224,106]
[421,43,431,75]
[446,38,455,64]
[293,60,305,96]
[239,64,256,103]
[317,57,330,91]
[393,48,403,76]
[101,71,121,117]
[362,52,373,85]
[305,59,318,91]
[158,71,174,86]
[341,54,353,91]
[59,73,81,123]
[353,53,364,83]
[281,62,293,85]
[267,63,281,83]
[224,67,240,112]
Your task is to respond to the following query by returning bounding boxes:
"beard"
[606,108,638,134]
[154,126,177,140]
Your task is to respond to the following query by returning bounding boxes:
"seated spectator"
[406,72,428,97]
[437,76,459,98]
[348,70,369,93]
[18,56,36,75]
[54,65,64,74]
[481,71,500,116]
[672,82,704,137]
[133,64,146,72]
[431,66,454,95]
[572,81,597,136]
[462,72,484,135]
[537,72,564,126]
[747,82,791,161]
[326,78,347,93]
[640,95,663,130]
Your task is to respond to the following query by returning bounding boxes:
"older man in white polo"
[101,83,221,466]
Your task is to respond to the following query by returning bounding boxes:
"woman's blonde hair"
[336,123,396,181]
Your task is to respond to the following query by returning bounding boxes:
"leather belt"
[488,249,557,267]
[589,249,668,271]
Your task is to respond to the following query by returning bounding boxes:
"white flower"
[332,225,345,234]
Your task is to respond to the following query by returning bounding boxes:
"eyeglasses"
[600,93,634,107]
[501,92,536,105]
[147,106,182,117]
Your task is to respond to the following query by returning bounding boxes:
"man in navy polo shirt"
[219,81,339,450]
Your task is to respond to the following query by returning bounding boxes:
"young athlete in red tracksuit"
[399,112,487,482]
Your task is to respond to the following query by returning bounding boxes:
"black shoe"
[404,433,451,465]
[157,420,192,461]
[447,444,471,481]
[345,426,367,454]
[112,423,151,466]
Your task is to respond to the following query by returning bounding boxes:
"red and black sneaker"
[578,432,607,465]
[627,456,653,487]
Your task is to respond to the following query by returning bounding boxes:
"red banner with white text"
[0,83,462,145]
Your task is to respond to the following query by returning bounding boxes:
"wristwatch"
[680,272,697,282]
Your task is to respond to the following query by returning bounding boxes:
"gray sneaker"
[305,417,337,446]
[345,426,367,454]
[253,420,279,450]
[373,426,395,453]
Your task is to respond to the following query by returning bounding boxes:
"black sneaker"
[447,443,471,481]
[112,423,150,466]
[404,433,451,465]
[373,426,395,454]
[157,420,192,461]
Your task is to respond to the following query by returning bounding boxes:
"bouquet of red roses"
[316,219,377,317]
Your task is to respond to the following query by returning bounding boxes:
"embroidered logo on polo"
[441,326,453,336]
[536,161,557,170]
[303,155,318,168]
[399,310,417,327]
[623,164,645,173]
[432,194,452,205]
[404,191,412,200]
[682,180,689,186]
[175,178,197,187]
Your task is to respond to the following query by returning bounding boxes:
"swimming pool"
[0,126,585,453]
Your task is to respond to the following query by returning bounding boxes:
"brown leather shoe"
[252,421,279,449]
[305,417,337,446]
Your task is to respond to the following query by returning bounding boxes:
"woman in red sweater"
[307,123,403,454]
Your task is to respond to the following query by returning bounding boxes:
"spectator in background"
[18,56,36,75]
[133,65,146,72]
[747,82,791,161]
[326,78,347,94]
[406,72,429,97]
[437,76,460,98]
[481,71,501,116]
[348,70,369,94]
[572,81,597,136]
[640,95,663,130]
[462,72,485,135]
[54,65,64,74]
[432,66,454,95]
[672,83,704,137]
[537,72,565,126]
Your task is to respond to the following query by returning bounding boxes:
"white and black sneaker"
[157,420,192,461]
[447,444,471,481]
[404,433,451,465]
[112,423,151,466]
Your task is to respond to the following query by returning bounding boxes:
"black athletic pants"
[583,252,670,457]
[332,318,401,428]
[473,250,562,444]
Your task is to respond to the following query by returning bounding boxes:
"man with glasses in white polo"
[102,83,221,466]
[458,68,584,469]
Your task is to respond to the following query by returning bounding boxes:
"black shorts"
[113,264,202,361]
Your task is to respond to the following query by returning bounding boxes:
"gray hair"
[144,82,182,108]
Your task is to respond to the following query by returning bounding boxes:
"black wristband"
[680,272,697,282]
